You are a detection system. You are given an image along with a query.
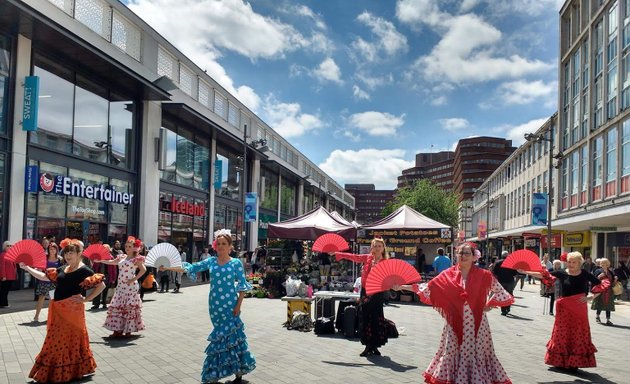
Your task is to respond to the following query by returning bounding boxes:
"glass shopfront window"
[160,124,210,191]
[280,179,296,216]
[214,202,240,246]
[260,167,278,211]
[158,191,208,262]
[215,149,242,201]
[26,160,134,244]
[0,35,11,135]
[30,60,136,169]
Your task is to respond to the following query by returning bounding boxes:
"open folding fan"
[312,233,349,253]
[502,249,543,272]
[145,243,182,268]
[83,244,112,261]
[4,239,46,270]
[365,259,422,296]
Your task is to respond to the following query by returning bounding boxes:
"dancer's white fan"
[145,243,182,268]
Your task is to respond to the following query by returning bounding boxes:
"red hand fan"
[312,233,349,253]
[502,249,543,272]
[4,239,46,270]
[83,244,112,261]
[365,259,422,296]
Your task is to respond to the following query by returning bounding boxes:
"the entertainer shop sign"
[39,173,134,205]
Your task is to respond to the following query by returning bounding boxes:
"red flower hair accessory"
[60,238,82,249]
[126,236,143,249]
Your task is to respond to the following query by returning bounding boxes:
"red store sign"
[161,196,205,217]
[540,233,562,248]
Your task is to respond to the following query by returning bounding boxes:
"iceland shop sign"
[39,173,134,205]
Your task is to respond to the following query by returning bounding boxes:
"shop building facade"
[0,0,354,263]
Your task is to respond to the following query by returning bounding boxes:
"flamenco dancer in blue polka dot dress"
[162,229,255,384]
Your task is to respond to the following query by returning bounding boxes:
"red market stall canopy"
[267,206,357,241]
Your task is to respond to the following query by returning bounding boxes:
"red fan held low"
[502,249,543,272]
[312,233,349,253]
[83,244,112,261]
[365,259,421,296]
[4,239,47,270]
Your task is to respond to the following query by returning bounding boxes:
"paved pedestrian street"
[1,283,629,384]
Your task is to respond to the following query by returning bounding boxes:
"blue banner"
[531,192,548,226]
[22,76,39,131]
[213,159,222,189]
[244,192,257,222]
[24,165,39,192]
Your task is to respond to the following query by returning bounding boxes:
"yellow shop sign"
[563,231,591,247]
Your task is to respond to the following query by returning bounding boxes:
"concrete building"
[345,184,395,225]
[0,0,354,279]
[397,151,454,190]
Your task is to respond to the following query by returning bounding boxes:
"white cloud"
[411,14,553,84]
[355,11,408,59]
[313,58,343,84]
[352,85,371,100]
[494,117,550,146]
[319,149,414,189]
[439,118,470,132]
[262,96,324,138]
[395,0,450,29]
[431,95,447,106]
[459,0,481,13]
[356,71,394,90]
[497,80,557,107]
[348,111,406,136]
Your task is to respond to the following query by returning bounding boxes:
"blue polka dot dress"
[183,257,256,382]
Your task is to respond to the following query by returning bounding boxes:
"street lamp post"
[240,124,268,253]
[524,127,562,259]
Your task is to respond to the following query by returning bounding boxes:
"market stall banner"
[358,229,452,258]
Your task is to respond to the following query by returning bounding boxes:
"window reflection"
[0,36,10,135]
[73,85,109,161]
[260,167,278,210]
[215,151,242,200]
[30,62,137,169]
[32,66,74,152]
[281,179,296,215]
[176,133,194,186]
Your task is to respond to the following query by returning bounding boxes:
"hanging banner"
[531,192,548,225]
[22,76,40,131]
[478,221,487,240]
[244,192,257,222]
[213,159,222,189]
[25,165,39,192]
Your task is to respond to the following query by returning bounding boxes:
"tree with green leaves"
[382,179,459,228]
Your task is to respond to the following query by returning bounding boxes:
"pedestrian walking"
[0,241,16,308]
[33,242,62,322]
[432,247,451,274]
[199,247,211,282]
[19,238,105,383]
[160,229,255,384]
[395,242,514,384]
[521,251,603,372]
[591,257,617,325]
[98,236,146,338]
[336,237,392,357]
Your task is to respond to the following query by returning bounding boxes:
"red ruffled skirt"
[545,294,597,368]
[29,299,97,383]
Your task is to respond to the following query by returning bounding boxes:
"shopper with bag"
[591,257,617,325]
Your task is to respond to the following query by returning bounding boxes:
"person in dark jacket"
[492,251,518,316]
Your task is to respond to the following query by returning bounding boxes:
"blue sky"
[125,0,563,189]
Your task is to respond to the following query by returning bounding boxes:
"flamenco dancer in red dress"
[521,251,604,372]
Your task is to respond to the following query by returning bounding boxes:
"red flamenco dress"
[543,269,603,369]
[412,265,514,384]
[29,267,104,383]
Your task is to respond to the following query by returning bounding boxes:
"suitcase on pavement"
[314,316,335,335]
[343,305,358,337]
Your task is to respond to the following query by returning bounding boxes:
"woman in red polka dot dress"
[20,238,105,383]
[521,251,603,372]
[99,236,147,338]
[395,242,514,384]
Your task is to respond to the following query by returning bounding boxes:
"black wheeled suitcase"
[343,306,358,337]
[314,316,335,335]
